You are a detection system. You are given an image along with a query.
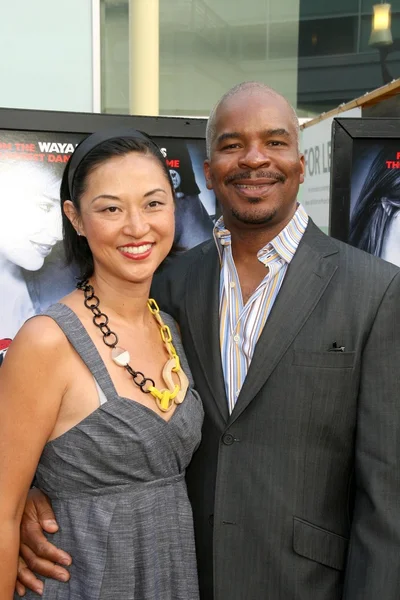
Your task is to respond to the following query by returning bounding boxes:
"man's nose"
[238,144,271,169]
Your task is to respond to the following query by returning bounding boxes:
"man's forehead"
[216,91,293,127]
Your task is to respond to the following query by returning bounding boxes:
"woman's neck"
[88,273,152,326]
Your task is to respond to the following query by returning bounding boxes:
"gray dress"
[20,303,204,600]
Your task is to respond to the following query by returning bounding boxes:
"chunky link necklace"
[77,280,188,413]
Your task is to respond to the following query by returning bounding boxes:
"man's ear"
[299,153,305,185]
[63,200,85,236]
[204,160,213,190]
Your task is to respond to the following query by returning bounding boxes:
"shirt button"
[233,334,240,343]
[230,281,236,288]
[222,433,234,446]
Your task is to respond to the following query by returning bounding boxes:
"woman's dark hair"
[61,133,176,280]
[349,148,400,257]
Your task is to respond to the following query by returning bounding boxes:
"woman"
[0,129,203,599]
[0,161,62,340]
[349,148,400,267]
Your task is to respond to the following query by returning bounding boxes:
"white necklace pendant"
[111,346,131,367]
[162,358,189,404]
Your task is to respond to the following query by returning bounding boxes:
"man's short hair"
[205,81,300,158]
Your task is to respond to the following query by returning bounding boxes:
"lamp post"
[368,2,393,47]
[368,2,399,84]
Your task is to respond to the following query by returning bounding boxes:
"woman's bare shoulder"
[6,315,69,360]
[0,315,70,404]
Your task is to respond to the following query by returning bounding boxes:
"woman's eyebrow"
[144,188,167,197]
[90,194,120,204]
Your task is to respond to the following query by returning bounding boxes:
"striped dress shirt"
[214,204,309,413]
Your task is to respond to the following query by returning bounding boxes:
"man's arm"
[15,488,71,597]
[343,271,400,598]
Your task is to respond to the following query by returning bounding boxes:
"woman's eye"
[147,200,162,208]
[105,206,119,213]
[39,202,53,213]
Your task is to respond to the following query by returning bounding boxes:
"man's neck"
[229,223,283,264]
[224,207,297,264]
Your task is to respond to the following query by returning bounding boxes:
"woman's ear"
[63,200,85,237]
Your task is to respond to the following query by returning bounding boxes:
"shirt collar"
[213,203,309,266]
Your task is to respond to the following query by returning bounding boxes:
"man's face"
[204,91,305,232]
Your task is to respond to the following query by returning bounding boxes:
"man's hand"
[15,488,72,596]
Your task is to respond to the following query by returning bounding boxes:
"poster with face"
[157,137,215,247]
[0,129,214,352]
[0,131,84,344]
[349,139,400,268]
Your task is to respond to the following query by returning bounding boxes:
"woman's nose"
[122,211,151,238]
[47,208,63,241]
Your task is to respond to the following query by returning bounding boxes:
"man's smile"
[231,178,281,198]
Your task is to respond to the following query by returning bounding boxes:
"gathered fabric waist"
[38,471,186,501]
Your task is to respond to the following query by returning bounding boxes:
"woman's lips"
[118,243,154,261]
[29,240,54,257]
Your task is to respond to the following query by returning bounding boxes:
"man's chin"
[231,207,276,226]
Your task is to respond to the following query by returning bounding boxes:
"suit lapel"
[185,242,229,423]
[228,222,339,426]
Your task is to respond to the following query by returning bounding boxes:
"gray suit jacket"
[152,220,400,600]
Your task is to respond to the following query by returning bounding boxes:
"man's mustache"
[224,170,286,185]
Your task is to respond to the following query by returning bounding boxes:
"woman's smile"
[118,242,154,260]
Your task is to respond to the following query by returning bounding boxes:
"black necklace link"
[77,279,155,394]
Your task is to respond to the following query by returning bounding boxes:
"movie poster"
[299,107,361,234]
[0,129,214,356]
[156,136,215,246]
[349,139,400,268]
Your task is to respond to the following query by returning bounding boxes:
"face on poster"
[0,129,214,346]
[349,139,400,268]
[0,130,84,344]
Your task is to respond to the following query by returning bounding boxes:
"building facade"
[0,0,399,118]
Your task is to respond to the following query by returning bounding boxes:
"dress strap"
[43,303,118,403]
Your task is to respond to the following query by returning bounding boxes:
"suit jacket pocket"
[292,350,355,369]
[293,517,349,571]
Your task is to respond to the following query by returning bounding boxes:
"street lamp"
[369,2,393,47]
[367,2,399,84]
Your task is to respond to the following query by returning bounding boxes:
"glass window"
[100,0,400,118]
[299,16,357,57]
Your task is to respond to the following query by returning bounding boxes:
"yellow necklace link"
[79,280,188,412]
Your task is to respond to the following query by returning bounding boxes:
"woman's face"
[0,165,62,270]
[381,211,400,267]
[67,151,175,286]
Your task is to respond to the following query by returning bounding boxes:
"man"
[16,82,400,599]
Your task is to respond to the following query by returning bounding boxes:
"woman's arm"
[0,317,67,598]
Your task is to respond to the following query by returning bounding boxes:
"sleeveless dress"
[19,303,204,600]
